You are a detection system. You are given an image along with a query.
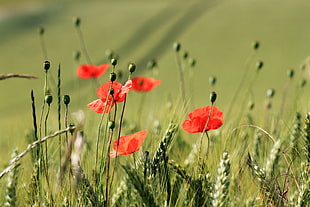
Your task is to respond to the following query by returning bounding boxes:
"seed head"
[109,88,115,95]
[73,50,81,61]
[209,76,217,86]
[210,91,217,104]
[63,95,70,105]
[287,69,294,79]
[300,79,306,88]
[73,17,81,27]
[43,61,50,71]
[256,61,264,70]
[45,94,53,105]
[248,101,255,110]
[252,41,260,50]
[183,51,188,59]
[108,121,115,129]
[111,58,117,66]
[147,59,157,70]
[173,42,181,52]
[128,63,136,73]
[267,88,275,98]
[189,58,196,67]
[38,27,45,35]
[110,72,117,82]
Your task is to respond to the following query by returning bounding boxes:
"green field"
[1,0,310,206]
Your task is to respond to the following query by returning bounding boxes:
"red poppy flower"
[87,80,132,113]
[182,106,224,133]
[76,64,109,79]
[131,76,161,92]
[110,130,148,157]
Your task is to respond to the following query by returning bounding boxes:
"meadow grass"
[1,0,310,206]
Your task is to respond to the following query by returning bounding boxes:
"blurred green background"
[1,0,310,164]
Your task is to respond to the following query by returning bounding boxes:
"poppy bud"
[45,94,53,105]
[248,101,255,110]
[109,88,114,95]
[73,17,81,27]
[287,69,294,79]
[108,121,115,129]
[189,58,196,67]
[210,91,217,104]
[69,123,75,134]
[38,27,45,36]
[173,42,181,52]
[110,72,117,82]
[73,50,81,61]
[209,76,216,86]
[128,63,136,73]
[252,41,260,50]
[111,58,117,66]
[256,61,264,70]
[183,51,188,59]
[300,79,306,87]
[147,59,157,70]
[63,95,70,105]
[43,61,50,71]
[267,89,275,98]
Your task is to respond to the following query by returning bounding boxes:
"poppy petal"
[110,130,148,157]
[87,99,114,113]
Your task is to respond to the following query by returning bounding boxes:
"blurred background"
[1,0,310,163]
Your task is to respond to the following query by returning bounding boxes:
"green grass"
[0,0,310,206]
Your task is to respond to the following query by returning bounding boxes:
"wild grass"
[1,1,310,206]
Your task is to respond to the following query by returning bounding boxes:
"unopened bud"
[45,94,53,105]
[147,59,157,70]
[108,121,115,129]
[210,91,217,104]
[109,88,114,95]
[267,89,275,98]
[128,63,136,73]
[73,17,81,27]
[111,58,117,66]
[183,51,188,59]
[248,101,255,110]
[209,76,216,86]
[69,123,75,134]
[63,95,70,105]
[110,72,117,82]
[173,42,181,52]
[43,61,50,71]
[300,79,306,87]
[252,41,260,50]
[189,58,196,67]
[38,27,45,35]
[73,50,81,61]
[287,69,294,79]
[256,61,264,70]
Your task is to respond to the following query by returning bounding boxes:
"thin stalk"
[226,50,256,119]
[0,73,37,80]
[109,94,128,192]
[105,99,117,207]
[75,26,92,64]
[57,65,61,170]
[197,104,214,168]
[0,126,76,179]
[233,124,300,192]
[175,51,186,108]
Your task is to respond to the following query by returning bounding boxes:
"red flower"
[110,130,148,157]
[76,64,109,79]
[87,80,132,113]
[131,76,161,92]
[182,106,224,133]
